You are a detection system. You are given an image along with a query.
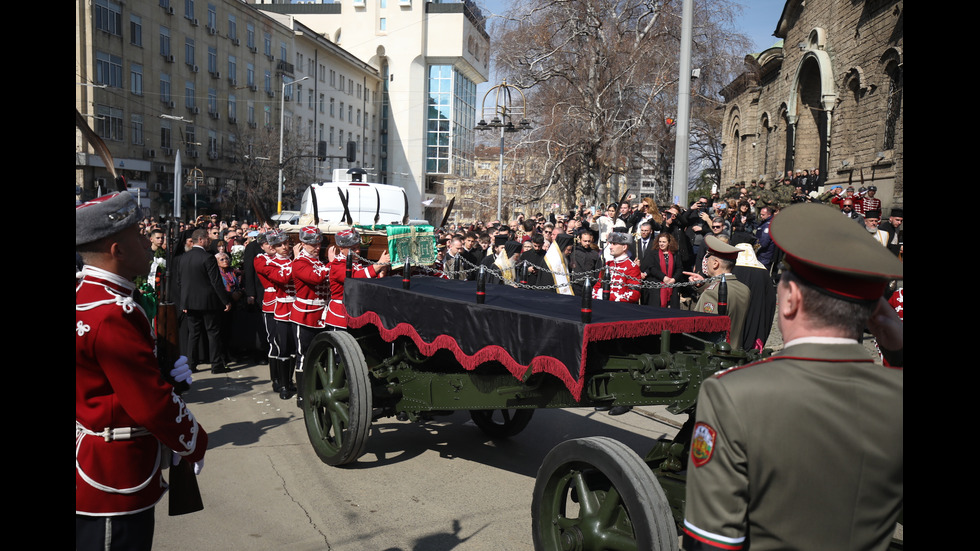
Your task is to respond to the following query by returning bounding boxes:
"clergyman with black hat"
[76,192,207,550]
[684,235,751,347]
[682,203,903,551]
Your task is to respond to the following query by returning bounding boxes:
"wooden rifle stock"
[156,221,204,516]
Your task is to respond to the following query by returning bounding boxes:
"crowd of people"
[111,177,903,388]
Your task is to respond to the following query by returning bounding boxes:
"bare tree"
[223,125,315,221]
[491,0,748,205]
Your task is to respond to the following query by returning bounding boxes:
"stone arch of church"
[786,48,836,177]
[725,106,742,183]
[878,47,903,152]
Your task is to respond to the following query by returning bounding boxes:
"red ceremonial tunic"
[255,253,295,321]
[253,253,277,314]
[325,253,378,328]
[291,249,331,329]
[76,266,207,516]
[591,255,642,303]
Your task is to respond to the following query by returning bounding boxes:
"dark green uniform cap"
[770,203,903,302]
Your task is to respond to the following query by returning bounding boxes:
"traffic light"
[317,140,327,162]
[346,140,357,163]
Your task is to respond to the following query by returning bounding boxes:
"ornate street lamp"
[475,80,532,221]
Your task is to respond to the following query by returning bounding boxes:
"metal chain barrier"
[350,250,722,291]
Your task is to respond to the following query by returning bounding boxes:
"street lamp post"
[475,80,532,222]
[278,75,310,215]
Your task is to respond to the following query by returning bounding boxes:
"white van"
[299,169,408,226]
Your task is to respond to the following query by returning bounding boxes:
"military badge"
[691,422,716,467]
[701,302,716,314]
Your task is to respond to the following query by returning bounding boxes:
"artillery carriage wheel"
[302,331,372,466]
[469,409,534,438]
[532,437,677,551]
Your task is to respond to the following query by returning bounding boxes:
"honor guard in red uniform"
[254,229,297,399]
[290,226,331,406]
[591,230,642,303]
[252,232,279,387]
[683,203,904,551]
[76,192,207,551]
[325,228,390,329]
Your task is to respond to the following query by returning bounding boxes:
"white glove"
[170,356,193,386]
[172,452,205,475]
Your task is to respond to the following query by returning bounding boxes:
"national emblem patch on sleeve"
[691,422,716,467]
[701,302,716,314]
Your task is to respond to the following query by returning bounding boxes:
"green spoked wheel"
[469,409,534,438]
[303,331,372,466]
[532,437,677,551]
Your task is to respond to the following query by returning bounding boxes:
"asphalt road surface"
[154,362,684,551]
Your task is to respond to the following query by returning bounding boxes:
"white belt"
[295,297,326,306]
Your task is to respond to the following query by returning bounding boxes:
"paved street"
[154,361,684,551]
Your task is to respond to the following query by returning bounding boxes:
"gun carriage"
[300,273,767,550]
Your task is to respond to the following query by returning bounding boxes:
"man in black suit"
[180,229,231,373]
[631,222,655,264]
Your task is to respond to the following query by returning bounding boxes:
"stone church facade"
[720,0,903,210]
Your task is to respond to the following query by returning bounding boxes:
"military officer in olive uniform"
[684,235,751,347]
[682,203,904,551]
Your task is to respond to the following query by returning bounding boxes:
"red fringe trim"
[348,311,586,400]
[349,310,730,402]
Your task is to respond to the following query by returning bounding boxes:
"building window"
[280,42,287,62]
[208,47,217,74]
[208,130,218,157]
[132,114,144,145]
[348,105,353,123]
[247,101,255,125]
[95,0,122,36]
[357,109,361,126]
[96,51,123,88]
[338,75,344,92]
[329,126,335,146]
[319,93,325,113]
[227,55,237,84]
[348,78,354,96]
[330,70,336,88]
[246,63,254,87]
[228,15,237,40]
[264,33,272,57]
[264,105,271,127]
[883,62,902,151]
[425,64,476,175]
[96,105,123,141]
[161,121,172,150]
[185,125,196,152]
[184,0,194,20]
[208,88,218,114]
[160,26,171,57]
[357,83,362,99]
[130,15,143,47]
[130,63,143,96]
[379,18,386,32]
[264,71,272,94]
[308,89,314,109]
[207,4,216,30]
[246,22,255,49]
[330,98,335,117]
[185,80,195,109]
[320,64,326,82]
[340,101,344,119]
[228,94,236,120]
[160,74,171,103]
[185,38,195,66]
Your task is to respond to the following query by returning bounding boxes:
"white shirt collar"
[784,336,858,348]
